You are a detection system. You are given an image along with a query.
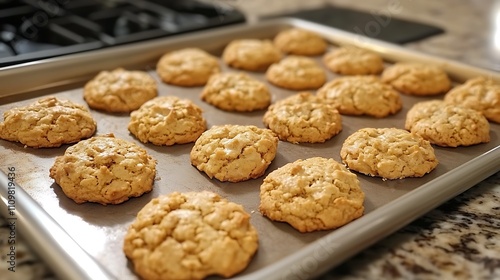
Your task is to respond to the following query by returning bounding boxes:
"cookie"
[263,92,342,143]
[0,97,96,148]
[83,68,158,113]
[381,63,451,95]
[405,100,490,147]
[273,28,327,56]
[128,96,206,146]
[156,48,220,87]
[49,134,156,205]
[266,55,327,90]
[444,76,500,123]
[317,76,402,118]
[190,125,278,182]
[323,47,384,75]
[123,191,258,280]
[222,39,281,71]
[259,157,365,233]
[201,72,271,112]
[340,128,438,179]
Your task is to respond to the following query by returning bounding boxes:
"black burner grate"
[0,0,245,67]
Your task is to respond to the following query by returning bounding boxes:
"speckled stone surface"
[1,0,499,279]
[0,219,54,280]
[320,172,500,280]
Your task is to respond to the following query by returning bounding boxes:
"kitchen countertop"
[1,0,499,279]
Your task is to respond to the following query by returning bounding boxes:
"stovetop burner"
[0,0,245,67]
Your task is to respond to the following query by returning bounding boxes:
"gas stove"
[0,0,245,67]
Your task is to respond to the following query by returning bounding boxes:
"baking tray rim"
[1,17,500,97]
[0,18,499,280]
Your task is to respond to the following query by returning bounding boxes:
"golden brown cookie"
[340,128,438,179]
[49,134,156,205]
[156,48,220,87]
[263,92,342,143]
[222,39,281,71]
[201,72,271,112]
[123,191,258,280]
[259,157,364,233]
[0,97,96,148]
[128,96,206,146]
[317,76,402,118]
[190,125,278,182]
[444,76,500,123]
[83,68,158,113]
[323,47,384,75]
[381,63,451,95]
[405,100,490,147]
[273,28,327,56]
[266,55,327,90]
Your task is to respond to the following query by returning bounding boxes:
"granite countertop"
[1,0,499,279]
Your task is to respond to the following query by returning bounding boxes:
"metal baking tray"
[1,18,499,280]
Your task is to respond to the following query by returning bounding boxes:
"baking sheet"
[1,19,499,280]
